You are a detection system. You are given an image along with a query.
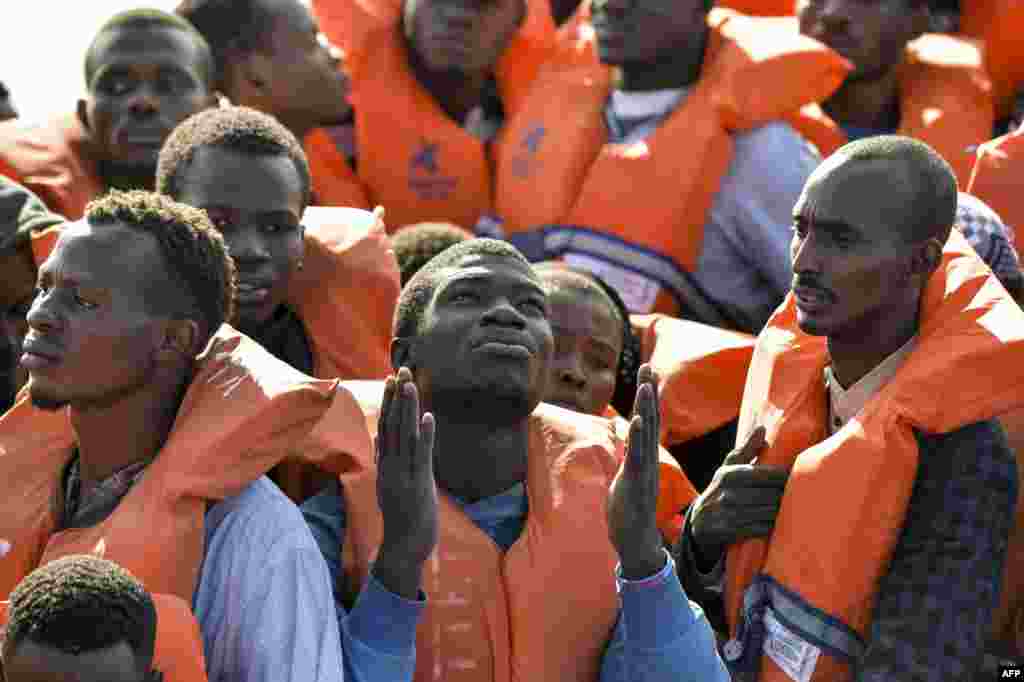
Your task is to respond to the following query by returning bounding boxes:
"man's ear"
[912,237,944,279]
[76,99,91,133]
[390,337,414,373]
[158,318,202,363]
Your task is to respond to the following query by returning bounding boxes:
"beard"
[27,360,157,413]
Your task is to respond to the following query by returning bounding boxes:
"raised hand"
[372,367,438,600]
[688,426,785,565]
[608,364,667,580]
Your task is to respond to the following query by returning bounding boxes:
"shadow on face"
[405,254,554,420]
[1,639,157,682]
[405,0,525,75]
[590,0,707,66]
[173,146,305,335]
[80,25,215,169]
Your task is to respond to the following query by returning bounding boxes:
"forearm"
[600,550,729,682]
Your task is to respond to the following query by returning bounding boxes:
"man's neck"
[408,46,491,124]
[69,376,188,490]
[616,28,708,92]
[827,305,919,389]
[431,413,530,504]
[823,67,902,132]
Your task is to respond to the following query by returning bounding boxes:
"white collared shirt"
[824,336,917,435]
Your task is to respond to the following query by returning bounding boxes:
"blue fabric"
[302,482,726,681]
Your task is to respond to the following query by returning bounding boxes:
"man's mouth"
[236,280,273,305]
[793,285,834,312]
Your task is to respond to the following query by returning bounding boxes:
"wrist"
[619,543,668,581]
[372,547,426,601]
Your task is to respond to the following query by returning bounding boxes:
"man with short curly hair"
[1,555,161,682]
[0,190,360,682]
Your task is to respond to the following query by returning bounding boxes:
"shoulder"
[205,476,324,558]
[914,419,1017,502]
[722,121,820,197]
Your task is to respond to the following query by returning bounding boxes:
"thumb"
[723,425,767,467]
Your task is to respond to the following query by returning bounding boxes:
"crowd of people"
[0,0,1023,680]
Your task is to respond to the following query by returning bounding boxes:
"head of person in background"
[157,106,309,341]
[79,9,218,192]
[176,0,351,142]
[392,222,473,286]
[0,81,18,122]
[534,261,640,418]
[0,177,66,414]
[1,555,162,682]
[956,191,1024,303]
[591,0,713,88]
[797,0,930,84]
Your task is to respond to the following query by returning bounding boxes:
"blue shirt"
[194,476,425,682]
[302,480,728,682]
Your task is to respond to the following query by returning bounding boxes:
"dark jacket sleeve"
[673,504,729,637]
[857,419,1018,681]
[0,175,64,254]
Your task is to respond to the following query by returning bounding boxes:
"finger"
[417,412,436,479]
[377,375,397,458]
[402,380,421,477]
[720,466,790,489]
[722,425,767,467]
[731,521,777,541]
[719,486,785,507]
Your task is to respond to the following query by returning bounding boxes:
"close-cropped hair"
[393,238,534,340]
[84,8,216,89]
[156,106,312,209]
[834,135,958,245]
[85,189,237,340]
[2,556,157,664]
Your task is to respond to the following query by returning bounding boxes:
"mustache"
[792,277,836,299]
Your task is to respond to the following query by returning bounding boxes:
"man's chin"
[794,310,831,338]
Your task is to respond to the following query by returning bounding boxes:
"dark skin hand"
[371,367,439,600]
[688,426,788,565]
[608,364,668,580]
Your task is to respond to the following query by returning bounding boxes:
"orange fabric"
[724,230,1024,679]
[24,208,397,506]
[0,595,209,682]
[493,8,850,316]
[312,0,555,231]
[788,33,993,186]
[966,130,1024,247]
[0,114,103,220]
[273,207,399,502]
[340,393,624,682]
[0,326,372,603]
[716,0,794,16]
[957,0,1024,119]
[303,128,371,209]
[631,313,755,446]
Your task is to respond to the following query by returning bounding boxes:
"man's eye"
[451,292,477,304]
[74,292,99,310]
[99,77,133,96]
[518,299,546,314]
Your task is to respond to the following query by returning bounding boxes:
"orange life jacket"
[303,128,371,209]
[311,0,555,231]
[339,379,694,547]
[787,32,993,187]
[0,114,103,220]
[716,0,794,16]
[490,8,850,318]
[966,130,1024,246]
[721,229,1024,680]
[272,207,401,502]
[338,394,630,682]
[957,0,1024,120]
[631,313,755,447]
[25,209,397,506]
[0,594,209,682]
[0,326,372,604]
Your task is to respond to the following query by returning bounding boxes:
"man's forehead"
[797,156,914,223]
[51,220,156,265]
[90,24,200,70]
[439,254,540,286]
